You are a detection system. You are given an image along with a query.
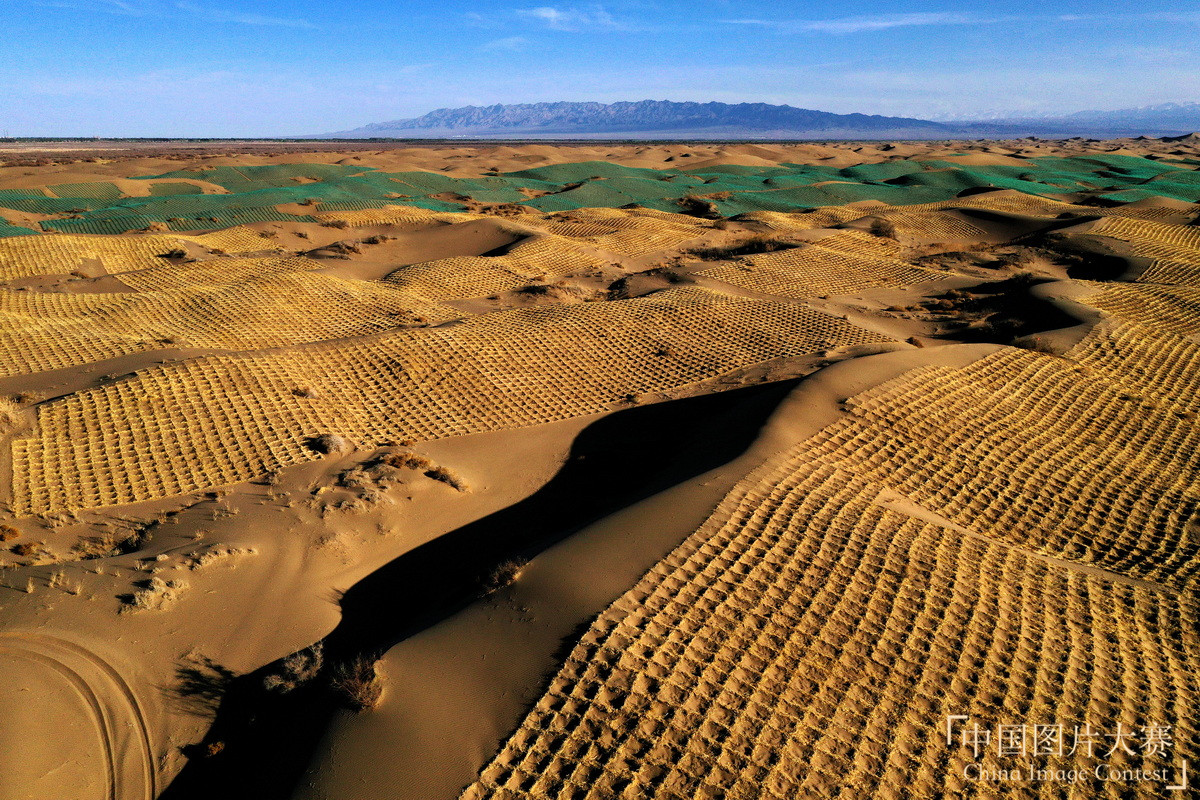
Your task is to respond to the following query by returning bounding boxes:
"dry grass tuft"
[307,433,353,455]
[869,218,898,239]
[183,545,256,570]
[10,540,48,559]
[264,642,324,693]
[330,656,384,712]
[688,235,796,260]
[1014,335,1060,354]
[0,399,22,436]
[425,465,468,492]
[381,452,434,471]
[121,576,188,613]
[481,558,528,594]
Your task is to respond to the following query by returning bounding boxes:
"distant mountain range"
[309,100,1200,140]
[972,102,1200,137]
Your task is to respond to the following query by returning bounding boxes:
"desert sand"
[0,138,1198,800]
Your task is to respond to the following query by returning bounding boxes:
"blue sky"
[0,0,1196,136]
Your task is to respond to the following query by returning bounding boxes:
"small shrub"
[11,540,46,558]
[481,558,528,594]
[677,195,721,219]
[121,576,188,613]
[425,466,467,492]
[331,656,384,712]
[320,219,350,229]
[381,452,434,471]
[688,235,795,259]
[869,218,897,238]
[1015,336,1058,354]
[307,433,352,455]
[0,399,21,435]
[264,642,324,693]
[0,525,20,543]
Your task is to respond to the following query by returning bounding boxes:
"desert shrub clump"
[481,558,529,594]
[330,656,384,712]
[264,642,325,693]
[307,433,353,455]
[869,218,898,239]
[0,399,22,436]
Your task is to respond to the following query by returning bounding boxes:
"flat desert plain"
[0,137,1199,800]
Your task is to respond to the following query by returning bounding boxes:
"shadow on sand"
[160,376,800,800]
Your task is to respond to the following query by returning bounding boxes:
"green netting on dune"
[659,173,710,187]
[0,195,109,214]
[390,198,466,212]
[41,217,161,235]
[49,182,123,199]
[839,162,925,182]
[0,222,36,238]
[688,173,774,190]
[503,161,671,183]
[683,164,795,177]
[458,188,530,204]
[1150,170,1200,185]
[165,210,319,229]
[313,200,398,213]
[3,155,1195,237]
[148,183,205,196]
[1100,187,1200,203]
[524,183,643,212]
[42,209,318,234]
[133,163,372,191]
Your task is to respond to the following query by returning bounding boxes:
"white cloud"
[482,36,530,52]
[724,11,1200,35]
[9,0,316,26]
[174,2,315,29]
[516,5,619,32]
[724,13,997,34]
[15,0,149,14]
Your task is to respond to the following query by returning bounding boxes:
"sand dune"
[0,140,1198,800]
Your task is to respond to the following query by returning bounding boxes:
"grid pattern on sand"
[0,234,188,279]
[10,288,888,514]
[1137,260,1200,286]
[462,456,1199,800]
[0,229,277,280]
[1127,242,1200,268]
[804,347,1200,588]
[1067,319,1200,414]
[873,209,989,240]
[798,230,906,259]
[1092,216,1200,250]
[115,255,322,292]
[0,270,462,377]
[736,206,867,230]
[384,236,610,299]
[1078,282,1200,336]
[542,209,713,258]
[698,245,933,299]
[314,207,480,227]
[175,227,281,255]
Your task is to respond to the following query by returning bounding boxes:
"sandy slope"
[0,142,1197,800]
